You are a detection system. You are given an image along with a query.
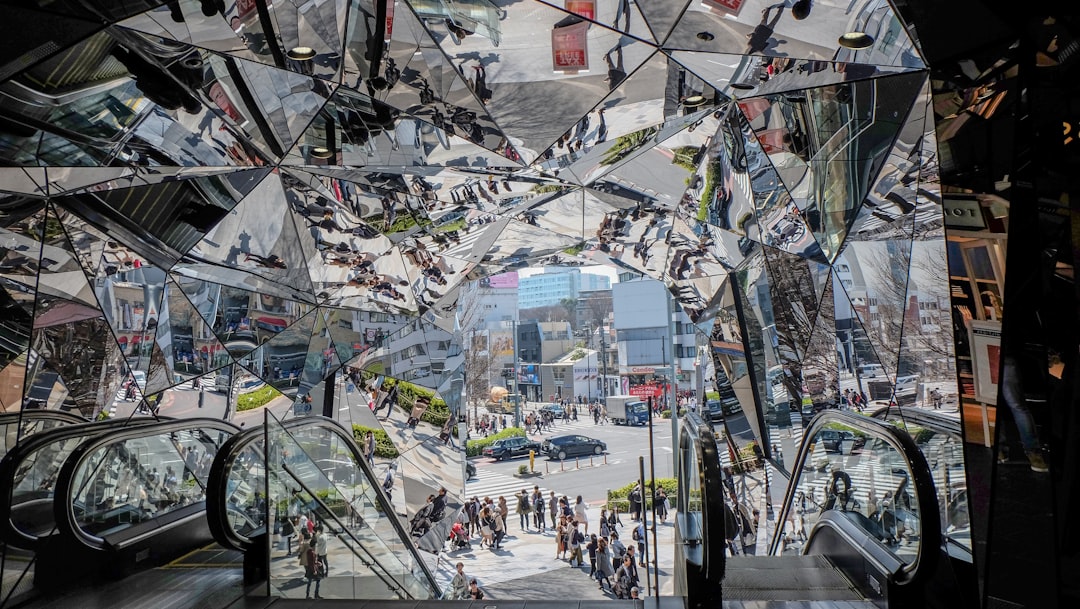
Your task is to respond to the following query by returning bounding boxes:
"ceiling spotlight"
[683,95,707,107]
[838,32,874,50]
[696,31,715,41]
[729,82,756,91]
[287,46,317,61]
[310,146,333,159]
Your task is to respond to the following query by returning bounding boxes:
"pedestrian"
[574,495,589,534]
[614,555,634,599]
[450,562,468,599]
[315,524,328,576]
[609,531,626,571]
[555,517,568,559]
[599,508,611,539]
[930,387,943,409]
[628,484,642,521]
[516,488,532,531]
[655,487,669,524]
[608,505,622,530]
[586,533,599,575]
[364,430,376,467]
[300,530,322,599]
[479,507,495,548]
[633,520,646,565]
[549,491,559,528]
[569,521,585,567]
[280,515,296,555]
[596,537,615,591]
[532,487,546,532]
[492,507,506,549]
[468,578,485,599]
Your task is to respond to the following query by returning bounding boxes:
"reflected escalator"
[21,418,239,587]
[680,410,975,609]
[205,412,441,600]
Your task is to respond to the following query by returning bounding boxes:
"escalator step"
[723,555,865,601]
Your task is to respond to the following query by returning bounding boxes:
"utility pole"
[600,324,608,400]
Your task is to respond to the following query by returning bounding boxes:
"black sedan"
[542,434,607,460]
[482,436,543,461]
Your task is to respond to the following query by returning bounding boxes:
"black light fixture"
[838,32,874,50]
[310,146,333,159]
[287,46,317,61]
[696,31,715,41]
[683,95,707,107]
[729,82,756,91]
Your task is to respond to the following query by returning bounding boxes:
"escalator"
[0,410,86,460]
[0,417,166,550]
[2,418,239,587]
[678,410,976,609]
[205,411,441,600]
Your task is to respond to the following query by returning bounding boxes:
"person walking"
[479,507,495,548]
[364,430,376,467]
[555,517,568,559]
[280,515,296,556]
[610,531,626,572]
[628,484,642,521]
[586,533,599,576]
[568,521,585,567]
[633,520,646,566]
[596,537,615,591]
[599,508,611,539]
[614,555,634,599]
[574,495,589,534]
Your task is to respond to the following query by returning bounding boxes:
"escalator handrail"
[768,410,941,587]
[0,410,88,428]
[204,425,266,551]
[51,418,238,551]
[0,417,168,549]
[206,415,440,594]
[678,412,729,586]
[867,406,962,436]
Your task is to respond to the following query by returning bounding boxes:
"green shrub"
[465,427,525,457]
[352,424,400,458]
[382,377,450,427]
[660,409,672,419]
[605,478,679,513]
[236,384,282,411]
[517,463,530,474]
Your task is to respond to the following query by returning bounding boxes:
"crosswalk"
[464,466,556,503]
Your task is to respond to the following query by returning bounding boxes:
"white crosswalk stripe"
[464,467,555,502]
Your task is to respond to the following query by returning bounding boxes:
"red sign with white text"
[552,21,589,71]
[565,0,595,20]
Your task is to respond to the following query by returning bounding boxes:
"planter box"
[513,471,543,479]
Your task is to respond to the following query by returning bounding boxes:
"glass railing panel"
[1,413,81,460]
[68,427,231,540]
[898,423,970,553]
[224,436,267,540]
[265,412,438,600]
[780,421,922,565]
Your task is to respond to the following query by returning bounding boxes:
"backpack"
[518,495,530,512]
[534,496,545,512]
[573,529,585,546]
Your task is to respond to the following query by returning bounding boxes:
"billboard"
[490,330,514,357]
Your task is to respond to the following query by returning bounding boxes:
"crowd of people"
[443,486,650,599]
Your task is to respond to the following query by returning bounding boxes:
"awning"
[257,316,289,329]
[118,336,128,344]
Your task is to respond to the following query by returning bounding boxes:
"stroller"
[448,521,471,550]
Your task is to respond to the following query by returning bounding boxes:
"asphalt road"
[469,411,678,503]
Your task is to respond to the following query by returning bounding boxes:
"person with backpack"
[516,489,532,531]
[532,487,546,532]
[568,521,585,567]
[609,531,626,572]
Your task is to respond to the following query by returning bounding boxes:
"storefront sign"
[565,0,595,20]
[944,196,987,229]
[552,20,589,72]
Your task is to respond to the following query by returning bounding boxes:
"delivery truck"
[606,395,650,426]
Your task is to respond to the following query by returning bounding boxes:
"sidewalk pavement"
[431,503,678,600]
